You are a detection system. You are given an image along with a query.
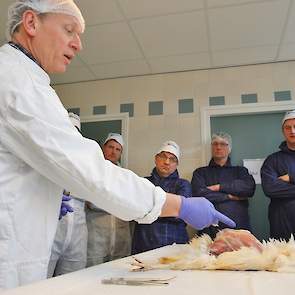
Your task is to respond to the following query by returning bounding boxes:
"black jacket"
[132,168,192,254]
[191,158,255,233]
[261,141,295,240]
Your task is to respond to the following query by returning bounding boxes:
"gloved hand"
[59,194,74,220]
[178,196,236,230]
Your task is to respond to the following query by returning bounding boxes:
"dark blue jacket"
[132,168,192,254]
[261,141,295,240]
[191,158,255,236]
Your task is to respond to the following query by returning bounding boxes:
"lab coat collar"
[2,43,50,86]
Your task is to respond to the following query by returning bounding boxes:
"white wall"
[54,61,295,181]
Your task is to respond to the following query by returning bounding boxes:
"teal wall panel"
[149,101,163,115]
[178,98,194,113]
[241,93,258,104]
[120,103,134,117]
[93,105,107,115]
[274,90,291,101]
[209,96,225,106]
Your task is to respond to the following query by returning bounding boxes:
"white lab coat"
[86,162,131,267]
[0,44,166,290]
[47,197,87,277]
[86,206,131,267]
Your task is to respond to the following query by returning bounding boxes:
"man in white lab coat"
[0,0,235,289]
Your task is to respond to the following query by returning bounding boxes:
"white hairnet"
[211,132,232,151]
[157,140,180,162]
[68,112,80,131]
[104,133,124,148]
[282,110,295,126]
[6,0,85,40]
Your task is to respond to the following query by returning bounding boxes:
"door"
[211,112,284,240]
[81,120,122,147]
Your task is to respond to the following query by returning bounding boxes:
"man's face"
[155,151,178,178]
[211,139,230,161]
[283,118,295,148]
[103,140,123,164]
[32,13,82,73]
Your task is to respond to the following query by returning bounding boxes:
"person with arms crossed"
[191,132,255,238]
[261,110,295,241]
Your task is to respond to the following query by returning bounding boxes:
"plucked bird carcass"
[132,229,295,272]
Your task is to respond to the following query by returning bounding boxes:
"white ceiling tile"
[90,59,151,79]
[278,43,295,60]
[149,53,211,73]
[209,1,289,50]
[76,0,124,25]
[212,46,277,67]
[130,11,208,57]
[79,22,143,64]
[118,0,204,18]
[0,0,293,83]
[51,65,96,85]
[282,1,295,44]
[207,0,270,8]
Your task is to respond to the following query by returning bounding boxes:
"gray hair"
[211,132,232,151]
[6,0,85,41]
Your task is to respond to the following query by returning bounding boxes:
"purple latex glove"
[178,196,236,230]
[59,194,74,220]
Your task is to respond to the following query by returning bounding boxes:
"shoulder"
[145,175,154,184]
[0,44,49,86]
[0,45,48,104]
[264,151,282,163]
[233,166,254,178]
[261,151,284,171]
[0,46,27,84]
[234,165,249,172]
[193,166,209,173]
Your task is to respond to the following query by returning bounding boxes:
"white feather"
[132,234,295,272]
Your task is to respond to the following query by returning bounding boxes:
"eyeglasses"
[156,153,178,163]
[211,142,229,147]
[283,125,295,132]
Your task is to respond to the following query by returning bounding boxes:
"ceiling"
[1,0,295,85]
